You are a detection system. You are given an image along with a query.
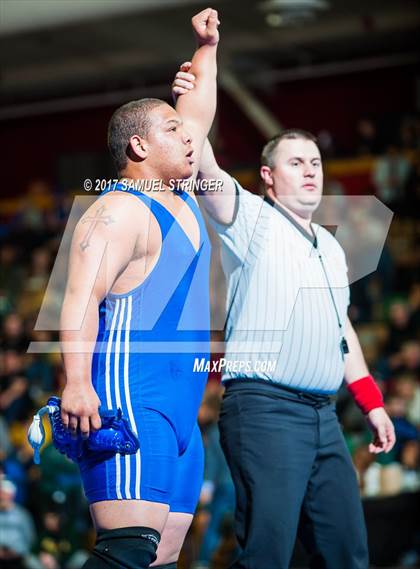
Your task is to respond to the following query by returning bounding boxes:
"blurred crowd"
[0,112,419,569]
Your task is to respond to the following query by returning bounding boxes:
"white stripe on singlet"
[123,296,141,500]
[113,298,126,500]
[105,298,120,410]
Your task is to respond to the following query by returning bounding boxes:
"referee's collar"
[263,195,318,248]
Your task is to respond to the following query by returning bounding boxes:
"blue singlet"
[80,184,210,513]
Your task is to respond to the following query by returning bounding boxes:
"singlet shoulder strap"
[99,184,175,238]
[174,189,205,226]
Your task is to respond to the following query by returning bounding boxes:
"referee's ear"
[260,165,274,189]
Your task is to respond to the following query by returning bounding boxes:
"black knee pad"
[82,526,160,569]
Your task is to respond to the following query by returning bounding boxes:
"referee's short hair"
[261,129,320,169]
[108,98,165,173]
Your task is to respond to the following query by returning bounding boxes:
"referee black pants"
[219,381,369,569]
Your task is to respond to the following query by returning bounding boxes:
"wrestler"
[59,9,219,569]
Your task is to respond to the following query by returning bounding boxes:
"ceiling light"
[259,0,329,10]
[266,13,284,27]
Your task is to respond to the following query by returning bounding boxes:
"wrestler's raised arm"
[173,62,236,225]
[175,8,219,179]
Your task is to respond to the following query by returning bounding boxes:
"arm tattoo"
[79,205,115,251]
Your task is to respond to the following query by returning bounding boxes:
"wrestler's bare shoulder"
[82,191,152,224]
[77,191,159,245]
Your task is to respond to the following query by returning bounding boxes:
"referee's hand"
[366,407,396,454]
[172,61,195,103]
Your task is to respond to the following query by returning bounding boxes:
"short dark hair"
[107,98,166,172]
[261,129,320,169]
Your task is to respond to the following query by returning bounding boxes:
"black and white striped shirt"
[210,179,350,394]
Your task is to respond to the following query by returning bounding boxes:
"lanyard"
[315,241,349,358]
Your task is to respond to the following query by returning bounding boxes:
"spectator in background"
[372,144,411,208]
[316,129,335,158]
[19,179,53,233]
[390,340,420,377]
[353,390,419,499]
[384,394,418,458]
[408,283,420,330]
[1,313,29,353]
[0,244,24,314]
[25,350,55,400]
[18,247,52,319]
[2,407,39,506]
[384,300,417,356]
[398,115,420,151]
[353,444,377,496]
[392,374,420,426]
[209,515,237,569]
[0,350,32,423]
[404,153,420,214]
[35,506,78,569]
[400,440,420,492]
[356,118,381,155]
[0,415,12,461]
[0,478,36,569]
[38,442,85,514]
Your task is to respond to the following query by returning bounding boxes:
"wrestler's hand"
[192,8,220,47]
[61,383,102,440]
[366,407,396,454]
[172,61,196,102]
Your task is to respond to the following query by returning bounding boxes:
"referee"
[203,131,396,569]
[174,68,396,569]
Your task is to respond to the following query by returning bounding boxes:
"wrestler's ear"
[128,134,148,161]
[260,165,274,188]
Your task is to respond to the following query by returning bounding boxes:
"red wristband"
[347,375,384,414]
